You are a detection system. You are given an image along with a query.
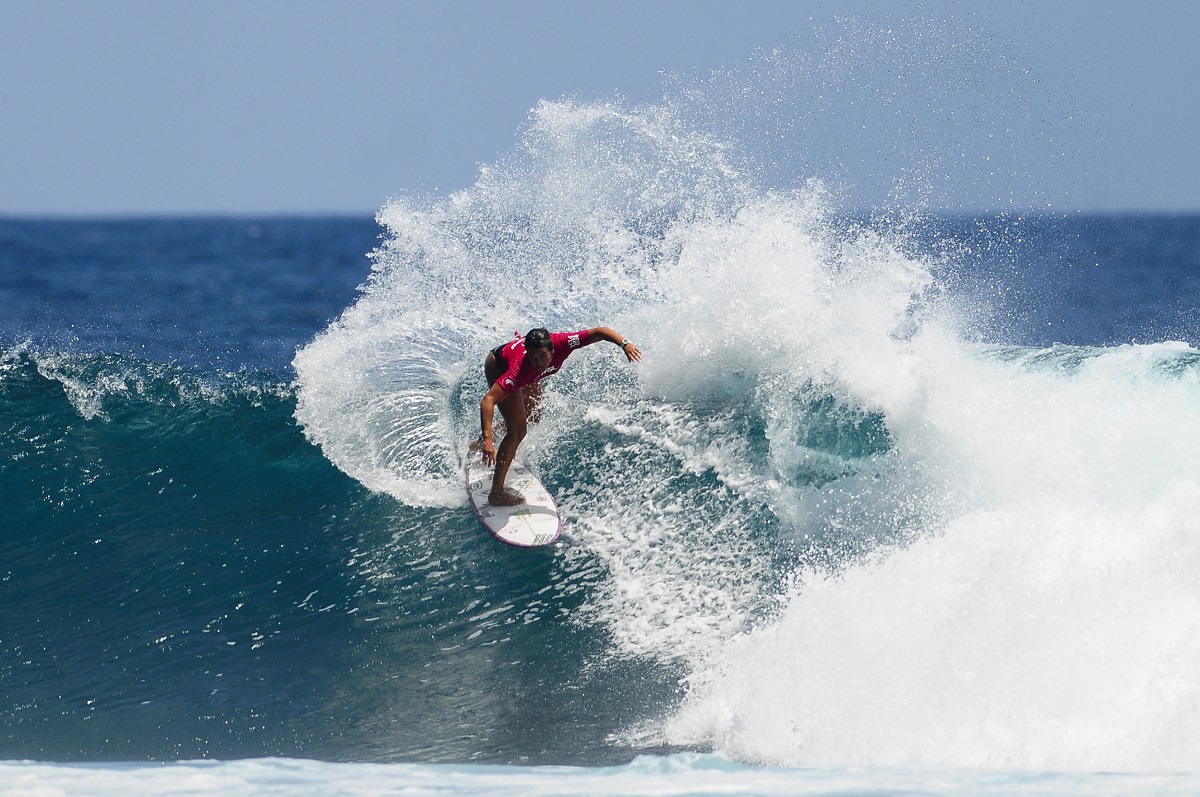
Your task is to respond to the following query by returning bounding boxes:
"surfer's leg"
[523,381,543,424]
[489,391,527,506]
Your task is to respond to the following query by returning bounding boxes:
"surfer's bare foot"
[488,489,525,506]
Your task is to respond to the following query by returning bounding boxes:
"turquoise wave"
[0,350,697,762]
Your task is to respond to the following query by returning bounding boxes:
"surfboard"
[464,452,561,547]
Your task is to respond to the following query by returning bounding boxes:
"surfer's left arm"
[478,382,509,466]
[586,327,642,363]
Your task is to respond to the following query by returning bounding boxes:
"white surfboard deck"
[465,452,561,547]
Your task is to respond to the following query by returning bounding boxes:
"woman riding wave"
[478,326,641,505]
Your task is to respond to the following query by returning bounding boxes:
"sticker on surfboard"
[465,452,561,547]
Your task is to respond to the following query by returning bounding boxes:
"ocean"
[6,38,1200,797]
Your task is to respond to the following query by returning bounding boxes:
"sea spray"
[292,88,945,667]
[292,99,746,506]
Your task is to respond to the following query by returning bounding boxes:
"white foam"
[663,340,1200,772]
[5,755,1198,796]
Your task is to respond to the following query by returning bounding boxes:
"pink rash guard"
[491,329,594,394]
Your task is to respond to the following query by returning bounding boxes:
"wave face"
[1,347,699,763]
[1,349,374,759]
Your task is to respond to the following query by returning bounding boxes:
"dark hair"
[524,328,552,351]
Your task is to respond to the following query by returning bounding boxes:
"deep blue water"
[917,213,1200,347]
[0,217,379,371]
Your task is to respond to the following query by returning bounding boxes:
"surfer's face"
[527,345,554,371]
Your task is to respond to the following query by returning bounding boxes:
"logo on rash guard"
[568,333,581,349]
[501,377,516,391]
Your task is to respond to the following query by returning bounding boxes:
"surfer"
[478,327,641,506]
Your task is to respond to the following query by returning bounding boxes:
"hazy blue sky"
[1,1,1196,215]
